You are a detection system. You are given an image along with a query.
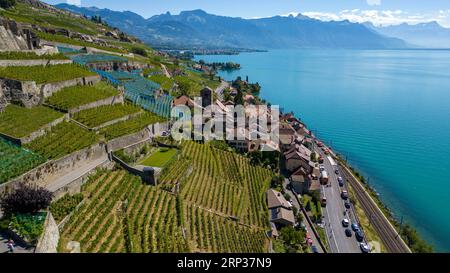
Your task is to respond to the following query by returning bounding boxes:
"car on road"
[344,200,351,209]
[355,231,364,242]
[345,229,353,237]
[321,197,327,207]
[338,176,344,187]
[335,169,340,175]
[319,165,325,172]
[341,190,349,200]
[312,245,319,253]
[319,156,324,164]
[342,219,350,227]
[360,243,371,253]
[351,223,360,232]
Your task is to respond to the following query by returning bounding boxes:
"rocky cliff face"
[0,16,39,51]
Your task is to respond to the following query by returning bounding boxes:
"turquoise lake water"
[195,50,450,252]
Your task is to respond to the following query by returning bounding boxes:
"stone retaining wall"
[40,75,101,98]
[0,59,73,67]
[35,212,59,253]
[0,143,107,195]
[90,111,142,131]
[0,114,69,145]
[0,75,101,108]
[148,122,170,137]
[106,128,150,152]
[68,93,124,114]
[111,154,156,186]
[51,159,112,201]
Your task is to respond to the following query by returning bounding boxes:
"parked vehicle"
[312,245,319,253]
[342,219,350,227]
[319,165,325,172]
[320,171,329,185]
[344,200,351,209]
[341,190,349,200]
[338,176,344,187]
[335,169,340,175]
[321,197,327,207]
[319,156,324,164]
[351,223,360,232]
[355,231,364,242]
[360,243,371,253]
[345,229,353,237]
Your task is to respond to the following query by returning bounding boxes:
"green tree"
[0,0,16,9]
[280,226,305,253]
[177,81,191,97]
[131,47,148,57]
[234,90,244,106]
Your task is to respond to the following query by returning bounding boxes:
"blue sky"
[43,0,450,27]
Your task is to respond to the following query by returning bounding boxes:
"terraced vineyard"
[46,82,119,111]
[158,157,192,186]
[26,122,99,159]
[100,112,165,140]
[0,2,102,35]
[0,137,46,184]
[173,141,272,228]
[37,32,127,54]
[58,169,268,253]
[59,170,189,253]
[183,203,267,253]
[0,51,68,60]
[0,104,64,138]
[72,103,141,128]
[0,64,96,84]
[148,75,175,91]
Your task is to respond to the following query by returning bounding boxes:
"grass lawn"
[139,148,178,167]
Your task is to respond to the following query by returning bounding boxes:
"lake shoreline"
[194,49,444,252]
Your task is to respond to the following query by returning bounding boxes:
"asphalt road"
[0,232,34,254]
[317,148,361,253]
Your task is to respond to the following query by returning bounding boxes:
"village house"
[279,122,297,151]
[173,95,195,108]
[267,189,295,227]
[284,144,315,174]
[226,127,252,152]
[244,94,255,105]
[289,167,319,194]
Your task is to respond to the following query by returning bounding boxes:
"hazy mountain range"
[365,21,450,48]
[56,3,449,50]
